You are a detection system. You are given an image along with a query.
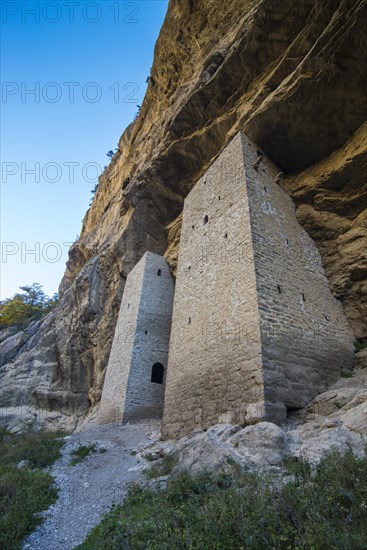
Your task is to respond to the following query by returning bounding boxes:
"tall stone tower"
[162,132,354,440]
[98,252,174,423]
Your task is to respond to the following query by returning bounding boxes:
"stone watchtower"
[161,132,354,440]
[98,252,174,423]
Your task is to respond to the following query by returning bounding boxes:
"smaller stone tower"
[98,252,174,423]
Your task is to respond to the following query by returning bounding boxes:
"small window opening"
[151,363,164,384]
[264,186,268,192]
[192,224,195,229]
[157,269,162,276]
[204,215,208,225]
[224,233,228,239]
[218,196,221,200]
[128,303,131,309]
[302,293,305,302]
[145,330,148,335]
[277,285,282,294]
[285,238,289,245]
[188,317,191,325]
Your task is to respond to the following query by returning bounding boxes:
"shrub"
[70,444,98,465]
[144,455,178,479]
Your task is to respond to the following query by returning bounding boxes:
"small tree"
[0,284,58,330]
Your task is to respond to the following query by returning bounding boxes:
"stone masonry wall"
[162,131,355,440]
[162,133,265,440]
[241,133,355,416]
[98,252,174,423]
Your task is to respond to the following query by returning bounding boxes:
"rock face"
[0,0,366,430]
[151,364,367,475]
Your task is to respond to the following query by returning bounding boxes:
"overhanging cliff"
[1,0,366,431]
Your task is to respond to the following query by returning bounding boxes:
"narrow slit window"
[277,285,282,294]
[302,293,305,302]
[151,363,164,384]
[157,269,162,276]
[204,215,209,225]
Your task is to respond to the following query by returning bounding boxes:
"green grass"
[143,452,156,462]
[0,430,66,550]
[143,455,178,479]
[78,449,367,550]
[70,443,98,465]
[0,430,65,469]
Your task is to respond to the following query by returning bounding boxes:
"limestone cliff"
[1,0,366,431]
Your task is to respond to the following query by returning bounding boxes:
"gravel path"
[23,419,161,550]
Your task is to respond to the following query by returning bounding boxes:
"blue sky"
[0,0,169,300]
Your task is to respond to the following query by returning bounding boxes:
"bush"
[0,431,65,550]
[78,449,367,550]
[70,443,98,465]
[144,455,178,479]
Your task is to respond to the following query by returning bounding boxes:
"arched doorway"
[151,362,164,384]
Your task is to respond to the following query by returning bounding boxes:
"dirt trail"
[23,419,161,550]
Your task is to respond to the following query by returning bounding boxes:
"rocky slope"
[145,350,367,475]
[1,0,366,430]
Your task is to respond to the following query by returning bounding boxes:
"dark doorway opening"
[151,363,164,384]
